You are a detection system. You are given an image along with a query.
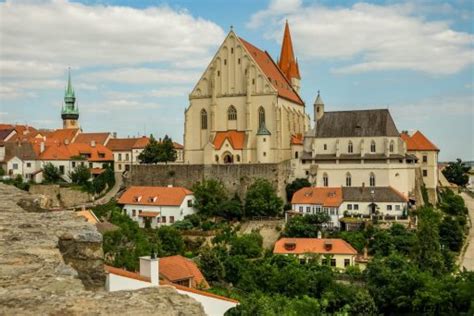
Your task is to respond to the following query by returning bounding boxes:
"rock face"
[0,184,206,316]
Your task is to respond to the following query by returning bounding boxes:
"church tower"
[314,90,324,123]
[61,68,80,129]
[278,21,301,93]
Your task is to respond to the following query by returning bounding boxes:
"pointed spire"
[314,90,324,105]
[65,67,74,97]
[278,20,300,80]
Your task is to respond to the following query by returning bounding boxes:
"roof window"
[284,242,296,251]
[148,196,157,203]
[134,195,142,202]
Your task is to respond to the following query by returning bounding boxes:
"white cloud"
[249,1,473,75]
[84,68,200,84]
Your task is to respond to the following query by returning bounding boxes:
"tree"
[192,179,228,217]
[43,162,61,183]
[229,232,263,258]
[285,178,311,202]
[198,246,226,282]
[138,134,161,164]
[439,189,468,217]
[244,178,283,217]
[283,213,330,238]
[157,134,177,164]
[442,159,470,186]
[219,194,243,220]
[156,226,185,256]
[69,164,91,186]
[439,216,464,252]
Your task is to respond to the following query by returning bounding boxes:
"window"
[26,162,31,168]
[89,163,93,168]
[423,155,428,163]
[228,105,237,120]
[348,141,353,153]
[306,207,311,213]
[323,144,327,150]
[354,204,359,211]
[72,162,76,168]
[323,173,328,187]
[99,153,105,158]
[330,259,336,267]
[224,59,227,65]
[236,155,241,162]
[369,173,376,187]
[347,204,353,210]
[139,210,142,214]
[201,109,208,129]
[387,205,392,211]
[187,199,193,207]
[118,153,122,161]
[217,70,220,76]
[423,169,428,177]
[263,152,266,157]
[370,140,376,153]
[59,165,65,175]
[12,163,18,170]
[231,48,234,54]
[252,79,255,85]
[161,216,167,223]
[295,151,298,159]
[299,206,303,212]
[330,209,335,215]
[395,205,400,211]
[344,259,350,267]
[346,173,352,187]
[118,164,122,170]
[126,153,129,161]
[258,107,265,128]
[238,58,240,64]
[322,259,328,266]
[132,209,136,216]
[215,155,219,162]
[389,141,394,153]
[170,216,175,224]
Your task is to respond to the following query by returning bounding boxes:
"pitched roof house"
[159,255,210,289]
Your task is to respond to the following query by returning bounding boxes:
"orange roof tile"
[132,136,149,149]
[274,238,358,255]
[138,211,160,217]
[38,143,113,161]
[118,186,193,206]
[291,133,303,145]
[106,138,139,151]
[401,131,439,151]
[278,21,301,80]
[291,187,343,207]
[48,128,79,144]
[74,132,111,145]
[104,265,151,282]
[240,38,304,105]
[213,131,245,150]
[0,124,39,142]
[160,255,210,289]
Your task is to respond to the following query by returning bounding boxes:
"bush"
[283,213,330,238]
[229,232,263,258]
[285,178,311,202]
[244,178,283,217]
[43,163,61,183]
[69,164,91,186]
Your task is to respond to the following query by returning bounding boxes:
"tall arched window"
[369,172,376,187]
[346,173,352,187]
[370,140,376,153]
[200,109,208,129]
[389,140,394,153]
[258,106,265,128]
[348,141,353,153]
[228,105,237,121]
[323,173,329,187]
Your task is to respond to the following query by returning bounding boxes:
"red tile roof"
[278,21,301,80]
[39,143,113,161]
[160,255,210,289]
[213,131,245,150]
[240,38,304,105]
[291,133,303,145]
[107,137,183,151]
[274,238,358,255]
[74,133,111,145]
[401,131,439,151]
[291,187,343,207]
[118,186,193,206]
[104,265,151,282]
[138,211,160,217]
[0,124,39,142]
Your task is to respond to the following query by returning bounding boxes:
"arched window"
[228,105,237,121]
[348,141,353,153]
[346,173,352,187]
[258,106,265,128]
[201,109,208,129]
[236,155,241,162]
[369,172,376,187]
[370,140,376,153]
[215,155,219,163]
[323,173,329,187]
[389,140,394,153]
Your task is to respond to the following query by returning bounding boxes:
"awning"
[139,211,160,217]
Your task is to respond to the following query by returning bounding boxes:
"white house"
[118,186,196,228]
[105,255,238,316]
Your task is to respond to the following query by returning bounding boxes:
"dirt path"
[95,172,123,205]
[460,192,474,271]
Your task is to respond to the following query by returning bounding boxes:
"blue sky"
[0,0,472,161]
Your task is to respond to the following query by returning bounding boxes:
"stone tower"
[61,68,79,129]
[314,90,324,123]
[256,121,271,163]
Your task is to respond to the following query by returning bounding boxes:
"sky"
[0,0,472,161]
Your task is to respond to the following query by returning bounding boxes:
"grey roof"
[315,109,399,138]
[0,129,15,141]
[256,121,271,136]
[342,187,407,203]
[314,92,324,105]
[3,142,38,161]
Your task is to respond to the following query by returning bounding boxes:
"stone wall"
[0,183,205,316]
[127,161,292,200]
[29,184,92,208]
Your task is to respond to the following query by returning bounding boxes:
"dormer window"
[134,195,142,202]
[284,242,296,251]
[148,196,157,203]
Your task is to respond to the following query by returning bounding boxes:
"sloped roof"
[316,109,399,138]
[291,187,343,207]
[0,129,16,142]
[104,265,150,282]
[74,133,111,146]
[3,142,38,161]
[106,138,139,151]
[342,186,408,202]
[118,186,193,206]
[39,143,113,161]
[213,131,245,150]
[274,238,357,255]
[240,38,304,105]
[400,131,439,151]
[160,255,210,289]
[47,128,80,144]
[278,21,300,80]
[0,124,38,142]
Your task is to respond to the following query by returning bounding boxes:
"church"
[184,22,309,164]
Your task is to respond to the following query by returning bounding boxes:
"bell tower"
[61,68,80,129]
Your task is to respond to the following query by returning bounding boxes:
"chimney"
[167,184,173,188]
[40,141,45,153]
[317,231,322,239]
[64,139,69,145]
[139,254,159,286]
[112,132,117,138]
[91,140,96,147]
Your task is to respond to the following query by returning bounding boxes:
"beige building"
[184,23,309,164]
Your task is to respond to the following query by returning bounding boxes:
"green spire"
[65,67,75,99]
[62,68,79,119]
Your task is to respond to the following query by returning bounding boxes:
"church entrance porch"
[223,152,233,164]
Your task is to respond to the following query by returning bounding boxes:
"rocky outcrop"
[0,184,206,316]
[29,184,93,208]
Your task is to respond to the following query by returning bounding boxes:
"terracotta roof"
[132,136,149,149]
[106,138,139,151]
[48,128,79,144]
[76,210,99,224]
[240,38,304,105]
[274,238,358,255]
[278,21,301,80]
[213,131,245,150]
[401,131,439,151]
[104,265,151,282]
[74,133,111,146]
[118,186,193,206]
[173,142,184,149]
[0,124,38,142]
[160,255,210,289]
[291,133,303,145]
[161,281,238,304]
[291,187,343,207]
[39,143,113,161]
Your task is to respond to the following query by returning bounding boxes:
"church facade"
[184,23,309,164]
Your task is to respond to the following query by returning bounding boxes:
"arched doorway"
[222,152,233,164]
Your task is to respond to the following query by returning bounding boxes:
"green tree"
[283,213,330,237]
[157,134,177,164]
[229,232,263,258]
[442,158,470,186]
[138,134,161,164]
[192,179,228,217]
[439,189,468,217]
[156,226,185,256]
[43,162,61,183]
[244,178,283,217]
[69,164,91,186]
[219,194,243,220]
[439,216,464,252]
[285,178,311,202]
[199,246,226,282]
